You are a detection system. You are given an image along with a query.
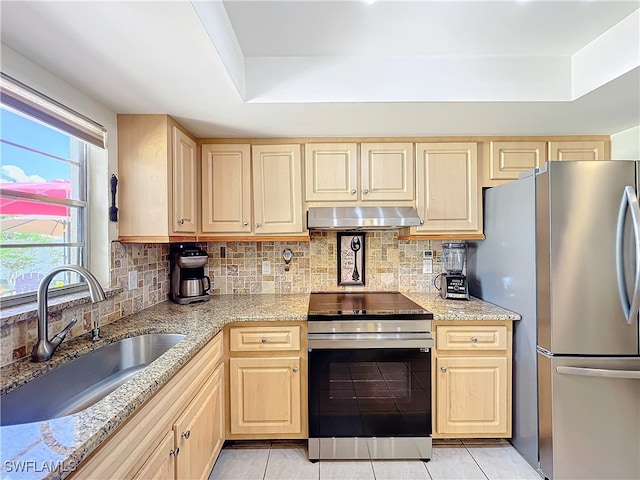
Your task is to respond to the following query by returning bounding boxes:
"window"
[0,73,106,304]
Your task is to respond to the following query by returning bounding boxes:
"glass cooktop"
[308,291,433,320]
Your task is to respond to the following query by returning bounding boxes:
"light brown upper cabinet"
[304,142,414,203]
[200,144,305,239]
[548,140,607,161]
[489,141,546,181]
[414,142,481,238]
[252,144,304,235]
[201,144,252,235]
[118,114,198,243]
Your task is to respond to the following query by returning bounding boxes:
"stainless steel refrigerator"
[467,160,640,480]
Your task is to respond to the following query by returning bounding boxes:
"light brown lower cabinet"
[134,365,224,479]
[226,323,307,439]
[174,364,225,480]
[133,430,176,480]
[432,321,513,439]
[71,333,224,480]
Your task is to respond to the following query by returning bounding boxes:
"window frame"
[0,79,100,306]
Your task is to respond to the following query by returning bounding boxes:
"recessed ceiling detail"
[208,1,639,103]
[1,1,639,137]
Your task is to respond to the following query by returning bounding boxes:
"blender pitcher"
[442,242,467,274]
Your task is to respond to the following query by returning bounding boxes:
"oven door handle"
[308,333,434,350]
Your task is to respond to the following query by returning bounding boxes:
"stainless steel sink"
[1,333,186,427]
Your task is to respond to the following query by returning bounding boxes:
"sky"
[0,108,71,183]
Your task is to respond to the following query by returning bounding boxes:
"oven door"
[308,343,432,460]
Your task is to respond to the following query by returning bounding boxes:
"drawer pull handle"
[261,337,267,343]
[440,367,447,373]
[470,337,478,343]
[170,447,180,457]
[182,430,191,440]
[363,188,369,194]
[177,218,185,225]
[242,221,248,226]
[351,189,357,195]
[293,366,298,373]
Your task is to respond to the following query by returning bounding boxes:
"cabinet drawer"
[437,325,507,351]
[230,326,300,352]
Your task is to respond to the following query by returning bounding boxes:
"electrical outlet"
[128,270,138,290]
[423,250,433,259]
[423,259,433,274]
[262,261,271,275]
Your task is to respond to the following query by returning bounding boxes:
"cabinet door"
[201,144,252,233]
[174,364,224,480]
[229,356,302,435]
[304,143,358,201]
[436,356,509,436]
[548,141,607,161]
[171,126,198,234]
[416,142,479,232]
[361,143,415,201]
[489,141,545,180]
[252,145,303,234]
[132,430,176,480]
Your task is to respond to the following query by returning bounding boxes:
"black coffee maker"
[169,244,211,304]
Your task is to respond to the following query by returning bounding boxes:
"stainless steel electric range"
[307,291,434,461]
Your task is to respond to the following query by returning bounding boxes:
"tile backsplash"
[205,232,445,294]
[1,233,449,366]
[0,242,169,367]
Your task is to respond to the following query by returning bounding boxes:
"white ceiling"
[1,0,639,138]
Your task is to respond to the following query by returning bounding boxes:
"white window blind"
[0,72,107,149]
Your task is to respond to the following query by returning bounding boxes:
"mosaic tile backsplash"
[1,233,450,366]
[204,232,446,294]
[0,242,169,367]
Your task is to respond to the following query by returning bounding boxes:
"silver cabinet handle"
[256,223,261,228]
[471,337,478,343]
[420,219,425,225]
[616,185,640,325]
[177,218,185,225]
[351,189,357,195]
[170,447,180,457]
[557,366,640,380]
[440,367,447,373]
[181,430,191,439]
[261,337,267,343]
[363,188,369,194]
[242,221,248,226]
[293,366,298,373]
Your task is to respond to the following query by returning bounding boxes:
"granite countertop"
[0,292,517,480]
[0,294,309,480]
[404,293,521,321]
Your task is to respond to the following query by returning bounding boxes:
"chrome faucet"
[31,265,106,362]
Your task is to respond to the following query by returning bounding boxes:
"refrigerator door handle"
[557,365,640,380]
[616,185,640,325]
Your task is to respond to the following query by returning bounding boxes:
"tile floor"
[208,439,542,480]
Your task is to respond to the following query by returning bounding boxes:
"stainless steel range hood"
[307,206,422,230]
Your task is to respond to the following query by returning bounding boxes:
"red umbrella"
[0,180,70,216]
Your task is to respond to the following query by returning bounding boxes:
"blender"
[440,242,469,300]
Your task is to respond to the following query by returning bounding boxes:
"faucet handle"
[91,320,102,342]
